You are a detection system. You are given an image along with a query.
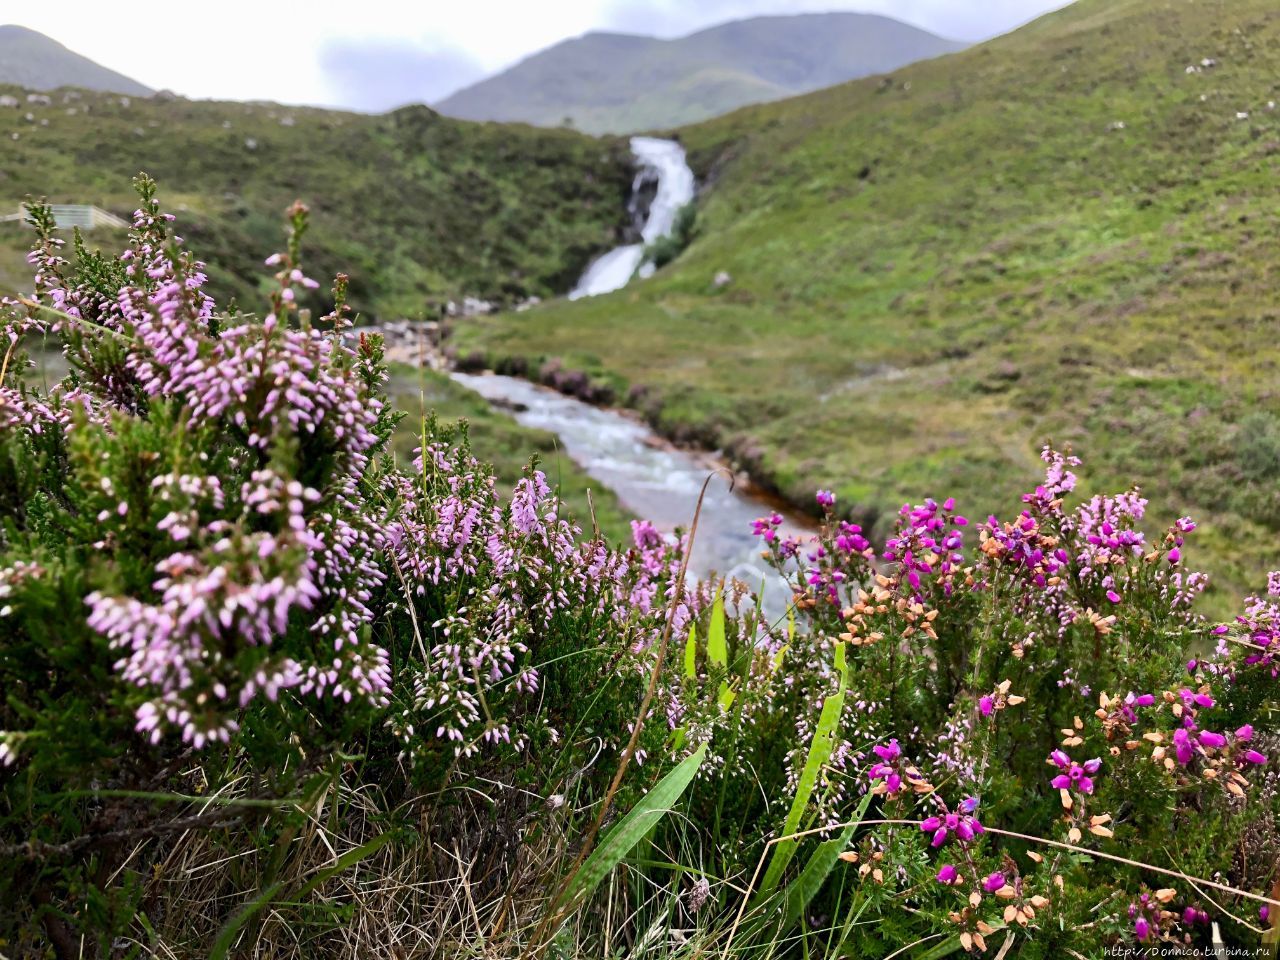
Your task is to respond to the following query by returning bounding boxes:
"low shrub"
[646,201,697,270]
[1,182,1277,958]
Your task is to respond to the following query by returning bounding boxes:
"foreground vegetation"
[386,363,632,542]
[456,0,1280,605]
[1,190,1278,958]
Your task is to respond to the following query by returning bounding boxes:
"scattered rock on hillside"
[447,297,495,317]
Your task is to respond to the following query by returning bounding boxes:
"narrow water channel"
[452,137,812,610]
[452,371,813,613]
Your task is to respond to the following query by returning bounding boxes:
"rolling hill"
[0,25,152,96]
[436,13,965,134]
[0,90,634,317]
[455,0,1280,603]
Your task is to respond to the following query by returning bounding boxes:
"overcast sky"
[11,0,1073,111]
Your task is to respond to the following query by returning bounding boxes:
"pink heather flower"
[1049,752,1101,794]
[868,739,908,794]
[1134,916,1150,941]
[982,872,1005,893]
[1168,548,1181,564]
[816,489,836,508]
[1107,589,1122,604]
[1172,725,1229,765]
[1198,731,1227,749]
[920,799,983,847]
[936,864,959,885]
[1236,724,1254,740]
[873,740,902,763]
[978,695,995,717]
[1172,729,1197,765]
[1179,688,1215,709]
[1261,905,1270,924]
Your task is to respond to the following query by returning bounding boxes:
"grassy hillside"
[456,0,1280,602]
[0,25,152,96]
[0,87,634,319]
[437,14,964,134]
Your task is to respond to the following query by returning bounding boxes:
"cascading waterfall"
[568,136,695,300]
[453,135,806,613]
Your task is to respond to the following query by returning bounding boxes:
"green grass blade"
[758,640,848,896]
[561,743,707,909]
[209,830,394,960]
[779,790,872,928]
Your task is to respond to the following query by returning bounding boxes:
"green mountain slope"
[436,13,965,134]
[456,0,1280,601]
[0,89,633,318]
[0,25,152,96]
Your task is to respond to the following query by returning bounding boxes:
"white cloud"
[319,39,486,109]
[6,0,1074,107]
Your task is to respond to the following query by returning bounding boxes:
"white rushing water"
[451,138,807,613]
[568,136,696,300]
[452,372,812,616]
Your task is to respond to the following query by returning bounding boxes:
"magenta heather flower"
[935,863,959,885]
[1181,905,1209,926]
[816,489,836,508]
[868,739,903,794]
[751,512,783,543]
[1234,726,1266,766]
[1049,751,1101,794]
[982,871,1005,893]
[920,798,983,847]
[883,497,967,601]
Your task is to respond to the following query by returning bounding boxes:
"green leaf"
[561,743,707,909]
[708,590,731,707]
[779,790,872,928]
[758,640,849,896]
[914,927,1006,960]
[708,590,727,668]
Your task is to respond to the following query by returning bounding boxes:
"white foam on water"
[568,137,695,300]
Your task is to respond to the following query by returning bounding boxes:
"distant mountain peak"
[0,24,153,96]
[436,12,965,134]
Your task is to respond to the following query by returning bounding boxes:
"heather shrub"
[0,185,679,954]
[604,459,1280,957]
[0,181,1278,959]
